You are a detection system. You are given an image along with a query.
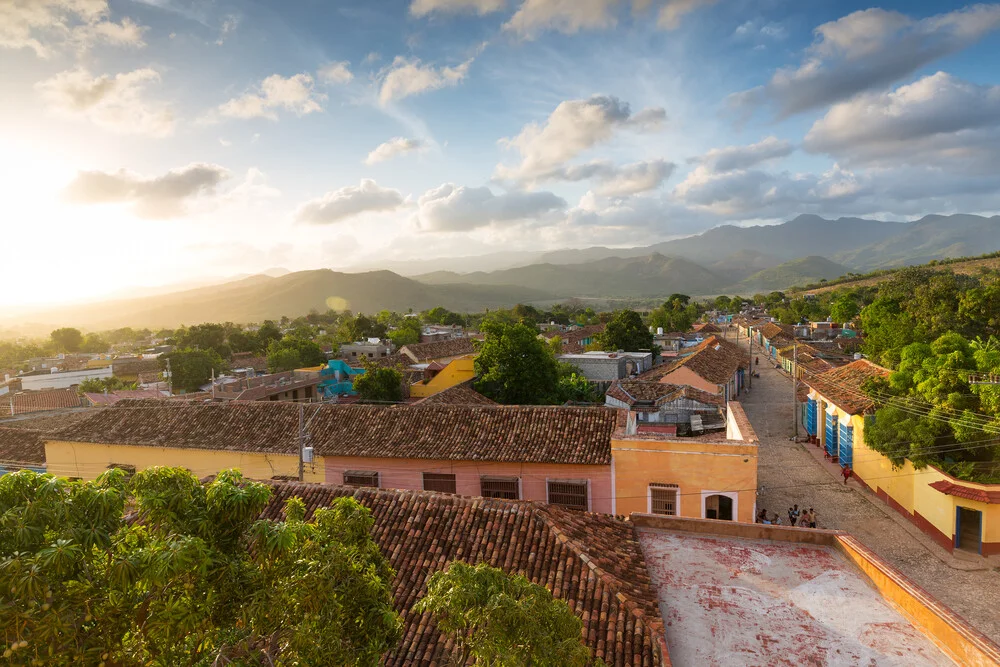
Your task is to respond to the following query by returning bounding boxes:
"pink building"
[316,404,618,513]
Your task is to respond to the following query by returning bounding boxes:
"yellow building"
[611,402,759,522]
[409,355,476,398]
[805,359,999,557]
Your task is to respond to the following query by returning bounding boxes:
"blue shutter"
[805,399,817,436]
[839,422,853,468]
[825,412,838,457]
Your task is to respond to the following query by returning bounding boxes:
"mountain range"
[3,214,998,332]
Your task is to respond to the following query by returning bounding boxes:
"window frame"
[546,478,590,512]
[480,475,520,500]
[422,472,457,494]
[343,470,380,488]
[648,483,680,516]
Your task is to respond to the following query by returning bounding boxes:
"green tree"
[555,365,597,403]
[414,561,594,667]
[50,327,83,353]
[829,294,860,324]
[77,377,138,394]
[353,363,403,403]
[80,333,108,354]
[0,467,401,665]
[474,321,559,405]
[859,296,915,368]
[176,323,229,353]
[266,338,327,372]
[388,318,422,347]
[594,310,653,352]
[162,347,224,393]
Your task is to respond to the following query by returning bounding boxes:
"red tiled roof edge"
[929,480,1000,504]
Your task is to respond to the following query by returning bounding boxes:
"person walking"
[799,508,810,528]
[788,505,799,526]
[842,465,853,485]
[808,508,817,528]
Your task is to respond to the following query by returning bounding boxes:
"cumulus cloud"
[804,72,1000,170]
[62,163,230,218]
[219,73,325,120]
[318,61,353,84]
[731,5,1000,117]
[410,0,505,16]
[378,57,472,105]
[495,95,666,184]
[656,0,717,30]
[558,159,675,196]
[0,0,145,57]
[35,67,174,137]
[416,183,566,231]
[504,0,619,39]
[692,136,794,172]
[364,137,426,165]
[295,179,405,224]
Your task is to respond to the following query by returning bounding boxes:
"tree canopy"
[0,467,402,665]
[161,347,225,393]
[593,310,653,352]
[474,321,560,405]
[49,328,83,353]
[266,338,327,373]
[354,363,404,403]
[414,562,595,667]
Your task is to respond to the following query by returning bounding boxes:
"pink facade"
[323,456,613,513]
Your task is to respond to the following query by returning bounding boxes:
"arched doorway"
[705,494,734,521]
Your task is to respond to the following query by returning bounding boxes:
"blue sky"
[3,0,1000,306]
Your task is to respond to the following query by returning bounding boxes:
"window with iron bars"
[649,483,679,516]
[480,476,519,500]
[547,479,589,511]
[343,470,380,488]
[423,472,457,494]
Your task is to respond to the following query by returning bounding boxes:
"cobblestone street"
[728,330,1000,645]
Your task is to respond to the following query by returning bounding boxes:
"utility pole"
[298,402,305,482]
[792,341,798,440]
[748,327,753,390]
[165,358,173,395]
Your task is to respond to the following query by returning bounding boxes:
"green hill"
[733,256,851,293]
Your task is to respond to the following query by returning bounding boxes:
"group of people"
[756,504,817,528]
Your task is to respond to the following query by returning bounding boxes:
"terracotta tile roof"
[232,376,319,402]
[54,402,619,465]
[804,359,890,415]
[84,389,167,406]
[640,336,748,386]
[259,482,667,667]
[759,322,793,341]
[0,389,83,416]
[400,338,477,363]
[413,381,496,406]
[691,322,720,334]
[230,352,268,371]
[0,410,92,433]
[929,480,1000,504]
[606,381,724,409]
[0,427,46,465]
[545,324,606,353]
[111,358,161,377]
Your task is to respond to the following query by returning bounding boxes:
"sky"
[3,0,1000,307]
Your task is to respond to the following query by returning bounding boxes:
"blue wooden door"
[839,422,853,468]
[805,399,817,436]
[825,412,838,457]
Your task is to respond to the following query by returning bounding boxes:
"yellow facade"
[44,440,324,483]
[814,392,1000,555]
[611,436,758,522]
[409,356,476,398]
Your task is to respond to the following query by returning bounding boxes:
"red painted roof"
[929,480,1000,504]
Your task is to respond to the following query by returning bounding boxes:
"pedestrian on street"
[788,504,799,526]
[757,508,768,524]
[842,465,853,485]
[755,356,759,366]
[799,509,811,527]
[771,513,781,525]
[808,508,817,528]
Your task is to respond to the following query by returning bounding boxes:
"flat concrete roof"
[637,528,953,666]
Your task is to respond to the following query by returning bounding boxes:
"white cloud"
[215,14,239,46]
[734,19,786,41]
[416,183,566,231]
[295,179,405,224]
[378,57,472,105]
[504,0,619,39]
[693,136,794,172]
[495,95,666,184]
[35,67,174,137]
[62,163,230,219]
[410,0,505,16]
[558,159,675,196]
[804,72,1000,170]
[731,5,1000,117]
[656,0,717,30]
[364,137,426,165]
[318,61,353,85]
[219,73,326,120]
[0,0,145,57]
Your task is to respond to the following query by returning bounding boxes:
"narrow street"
[728,329,1000,645]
